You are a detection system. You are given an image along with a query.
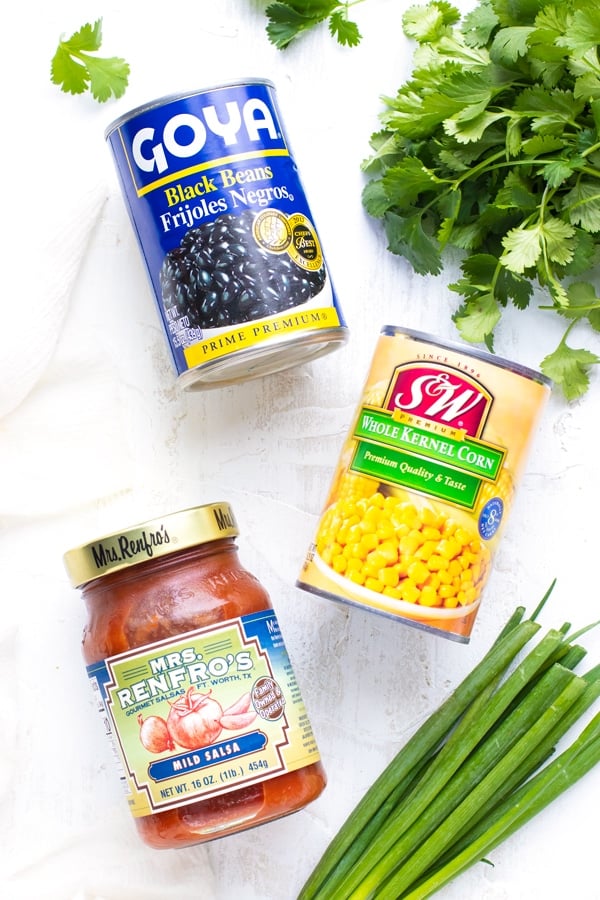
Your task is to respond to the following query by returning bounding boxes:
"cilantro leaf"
[492,0,547,27]
[85,56,130,103]
[521,134,565,155]
[538,158,579,189]
[455,253,498,286]
[451,252,534,312]
[540,337,600,400]
[384,210,443,275]
[564,229,598,275]
[461,2,499,48]
[453,293,502,343]
[382,158,444,207]
[402,1,461,43]
[436,189,462,246]
[265,1,363,48]
[502,218,577,273]
[542,217,578,265]
[447,221,485,250]
[514,86,583,134]
[51,47,88,96]
[558,281,600,325]
[533,4,569,36]
[541,280,600,336]
[563,180,600,232]
[556,5,600,55]
[444,108,508,143]
[64,20,103,53]
[501,223,544,272]
[329,9,362,46]
[494,171,538,211]
[265,2,329,48]
[51,18,129,102]
[574,72,600,102]
[362,179,392,218]
[489,26,534,65]
[361,130,404,174]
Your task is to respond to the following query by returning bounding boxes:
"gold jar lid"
[63,502,239,588]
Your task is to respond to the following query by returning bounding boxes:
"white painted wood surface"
[2,1,599,897]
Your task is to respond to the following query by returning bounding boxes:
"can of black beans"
[106,80,348,389]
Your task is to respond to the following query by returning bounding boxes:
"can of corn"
[297,326,551,643]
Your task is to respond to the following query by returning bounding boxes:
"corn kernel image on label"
[297,326,551,643]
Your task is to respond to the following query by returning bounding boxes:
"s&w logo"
[386,366,492,438]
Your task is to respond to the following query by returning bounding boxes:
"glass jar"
[64,502,326,850]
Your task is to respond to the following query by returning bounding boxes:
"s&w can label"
[106,80,348,388]
[297,327,551,643]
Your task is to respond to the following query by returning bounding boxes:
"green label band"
[350,408,505,509]
[355,409,504,479]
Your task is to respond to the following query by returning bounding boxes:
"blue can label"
[106,81,347,383]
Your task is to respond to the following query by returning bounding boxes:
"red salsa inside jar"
[64,502,326,849]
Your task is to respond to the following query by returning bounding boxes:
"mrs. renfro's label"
[87,610,320,816]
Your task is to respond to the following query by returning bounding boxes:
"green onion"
[298,600,600,900]
[409,675,600,898]
[402,706,600,899]
[374,674,588,900]
[299,612,538,898]
[333,632,572,899]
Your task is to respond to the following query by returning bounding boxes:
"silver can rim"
[381,325,552,388]
[104,78,277,139]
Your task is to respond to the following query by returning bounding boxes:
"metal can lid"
[380,325,552,387]
[104,78,276,138]
[63,502,239,588]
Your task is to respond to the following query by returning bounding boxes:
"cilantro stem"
[556,319,578,348]
[581,141,600,159]
[451,149,506,190]
[536,182,563,297]
[434,153,593,216]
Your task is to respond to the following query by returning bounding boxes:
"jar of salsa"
[64,502,326,849]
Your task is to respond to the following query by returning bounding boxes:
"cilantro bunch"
[265,0,364,49]
[362,0,600,399]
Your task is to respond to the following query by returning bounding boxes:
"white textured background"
[1,1,599,898]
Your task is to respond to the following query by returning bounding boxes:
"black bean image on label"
[160,209,327,329]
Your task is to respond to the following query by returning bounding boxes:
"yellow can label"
[183,306,342,366]
[297,327,551,643]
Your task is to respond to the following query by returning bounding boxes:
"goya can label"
[106,80,348,388]
[297,326,551,643]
